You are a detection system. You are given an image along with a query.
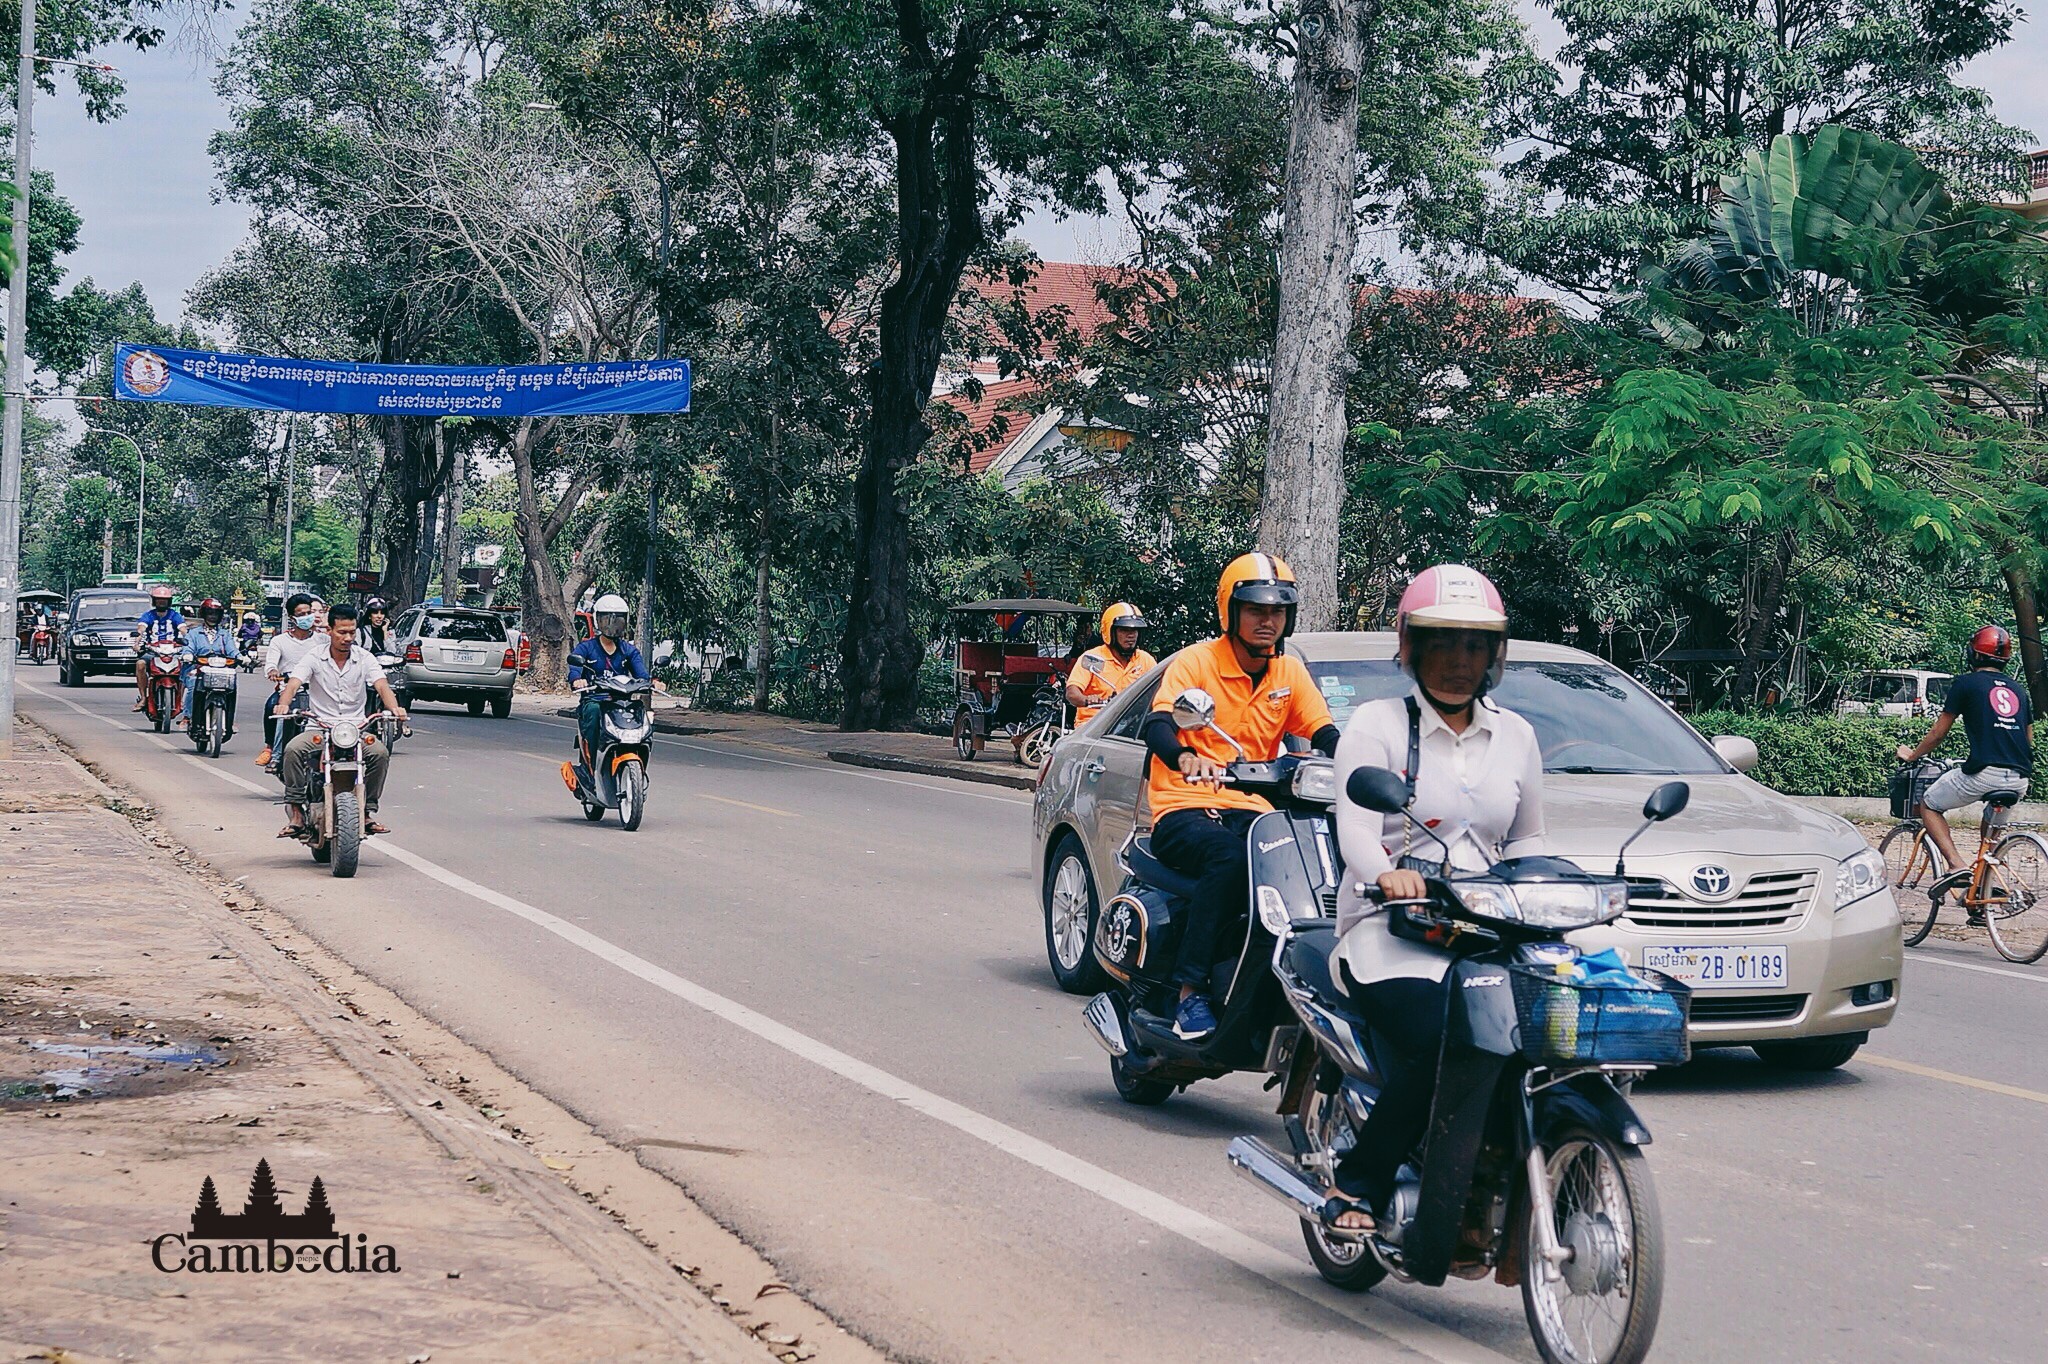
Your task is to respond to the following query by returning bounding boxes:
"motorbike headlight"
[328,722,361,750]
[1835,847,1887,911]
[1452,879,1628,930]
[1291,759,1337,804]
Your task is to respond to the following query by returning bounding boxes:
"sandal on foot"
[365,821,390,836]
[277,824,303,839]
[1319,1192,1376,1236]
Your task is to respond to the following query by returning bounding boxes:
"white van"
[1835,669,1952,718]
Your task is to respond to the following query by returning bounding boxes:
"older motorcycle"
[141,642,185,733]
[1226,767,1693,1364]
[186,655,237,758]
[293,714,392,878]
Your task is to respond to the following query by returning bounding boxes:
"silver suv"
[1033,632,1902,1071]
[391,606,517,717]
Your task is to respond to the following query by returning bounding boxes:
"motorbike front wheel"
[1521,1126,1664,1364]
[1296,1083,1388,1292]
[616,761,646,831]
[153,699,171,733]
[207,704,226,758]
[330,790,362,878]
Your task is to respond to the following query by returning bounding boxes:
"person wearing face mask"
[256,594,324,771]
[1319,564,1545,1235]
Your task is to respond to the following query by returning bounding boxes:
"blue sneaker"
[1173,993,1218,1042]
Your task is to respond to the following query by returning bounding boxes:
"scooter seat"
[1127,835,1203,902]
[1282,924,1347,1004]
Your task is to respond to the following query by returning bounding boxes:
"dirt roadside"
[0,716,890,1364]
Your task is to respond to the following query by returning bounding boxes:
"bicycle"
[1879,761,2048,963]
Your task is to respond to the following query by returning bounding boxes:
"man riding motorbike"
[1323,563,1546,1233]
[180,598,241,739]
[1066,602,1157,728]
[567,594,649,783]
[273,602,406,839]
[132,584,185,711]
[256,594,323,771]
[238,610,264,654]
[1140,554,1340,1042]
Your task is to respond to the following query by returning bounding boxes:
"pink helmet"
[1397,564,1509,690]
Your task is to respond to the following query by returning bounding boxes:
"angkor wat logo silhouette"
[190,1159,338,1239]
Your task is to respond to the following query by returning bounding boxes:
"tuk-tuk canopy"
[16,590,63,604]
[949,598,1090,615]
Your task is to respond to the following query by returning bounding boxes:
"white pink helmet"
[1397,564,1509,690]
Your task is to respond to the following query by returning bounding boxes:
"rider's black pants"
[1334,972,1448,1208]
[1151,806,1260,992]
[576,691,604,764]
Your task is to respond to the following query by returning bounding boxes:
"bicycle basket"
[1507,964,1691,1067]
[1889,761,1950,820]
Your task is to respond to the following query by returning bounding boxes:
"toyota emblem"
[1690,864,1735,899]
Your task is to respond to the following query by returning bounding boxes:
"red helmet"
[1969,624,2013,667]
[149,584,174,602]
[197,597,224,621]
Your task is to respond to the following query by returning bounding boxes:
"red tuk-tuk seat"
[958,641,1005,678]
[1004,650,1060,678]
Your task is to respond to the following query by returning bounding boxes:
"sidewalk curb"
[826,749,1037,791]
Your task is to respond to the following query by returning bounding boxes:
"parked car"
[1835,668,1951,718]
[57,588,153,686]
[1033,632,1902,1071]
[391,606,518,717]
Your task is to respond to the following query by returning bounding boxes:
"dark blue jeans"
[1150,806,1260,991]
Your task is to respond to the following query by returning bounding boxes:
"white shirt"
[288,643,383,727]
[1332,686,1547,982]
[266,629,322,679]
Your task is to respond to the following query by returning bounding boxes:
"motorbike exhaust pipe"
[1082,992,1129,1057]
[1226,1136,1328,1223]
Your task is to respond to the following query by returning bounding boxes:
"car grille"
[1623,868,1816,929]
[1690,993,1808,1023]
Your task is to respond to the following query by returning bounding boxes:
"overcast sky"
[32,5,2048,330]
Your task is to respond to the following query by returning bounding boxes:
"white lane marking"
[23,684,1491,1357]
[1908,953,2047,986]
[510,712,1034,807]
[351,838,1502,1363]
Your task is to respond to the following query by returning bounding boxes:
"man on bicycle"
[1897,624,2034,909]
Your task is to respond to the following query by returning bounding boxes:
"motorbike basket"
[1889,761,1947,820]
[1506,964,1691,1067]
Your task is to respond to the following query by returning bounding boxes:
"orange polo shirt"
[1069,645,1157,726]
[1147,637,1334,818]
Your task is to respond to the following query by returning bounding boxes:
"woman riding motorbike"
[1323,564,1547,1233]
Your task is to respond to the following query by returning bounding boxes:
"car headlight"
[1452,879,1630,930]
[328,722,361,750]
[1835,847,1887,910]
[1291,759,1337,804]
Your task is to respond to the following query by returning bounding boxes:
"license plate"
[1641,945,1789,990]
[451,650,485,664]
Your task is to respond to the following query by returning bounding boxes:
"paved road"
[20,676,2048,1363]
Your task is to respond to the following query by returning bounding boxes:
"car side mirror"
[1643,781,1690,822]
[1711,734,1759,773]
[1345,766,1410,814]
[1171,688,1217,731]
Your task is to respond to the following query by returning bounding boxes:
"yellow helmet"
[1099,601,1148,643]
[1215,552,1299,641]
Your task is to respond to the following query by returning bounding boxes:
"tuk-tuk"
[15,590,63,664]
[949,598,1093,766]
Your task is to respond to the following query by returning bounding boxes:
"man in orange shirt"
[1066,602,1157,727]
[1140,554,1339,1040]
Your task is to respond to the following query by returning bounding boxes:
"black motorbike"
[1227,765,1692,1364]
[1081,687,1341,1104]
[560,673,655,831]
[186,653,238,758]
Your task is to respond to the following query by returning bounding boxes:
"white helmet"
[592,594,630,640]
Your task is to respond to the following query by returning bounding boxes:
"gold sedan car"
[1033,633,1902,1071]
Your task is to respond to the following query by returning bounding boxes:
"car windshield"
[420,612,506,643]
[1303,657,1726,775]
[74,598,146,622]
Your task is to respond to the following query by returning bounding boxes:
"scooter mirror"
[1171,688,1217,731]
[1642,781,1690,822]
[1345,766,1410,814]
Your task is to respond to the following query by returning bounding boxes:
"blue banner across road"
[112,344,691,417]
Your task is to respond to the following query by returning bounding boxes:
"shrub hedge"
[1687,709,2048,803]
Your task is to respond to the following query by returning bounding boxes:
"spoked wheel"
[1522,1127,1663,1364]
[1297,1080,1388,1292]
[1986,832,2048,964]
[1042,835,1105,993]
[1879,823,1942,948]
[616,762,646,832]
[952,708,977,761]
[1018,722,1058,768]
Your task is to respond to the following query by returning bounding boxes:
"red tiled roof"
[959,261,1158,354]
[932,376,1046,474]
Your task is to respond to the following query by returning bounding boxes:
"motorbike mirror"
[1171,688,1217,731]
[1642,781,1690,822]
[1344,766,1410,814]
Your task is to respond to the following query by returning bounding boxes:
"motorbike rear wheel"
[1521,1126,1663,1364]
[616,762,646,832]
[1110,1050,1175,1106]
[330,790,361,878]
[580,798,606,822]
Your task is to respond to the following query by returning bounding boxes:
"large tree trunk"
[2003,562,2047,708]
[510,419,573,690]
[838,53,986,730]
[375,417,434,606]
[1258,0,1367,632]
[1733,528,1797,706]
[440,428,465,605]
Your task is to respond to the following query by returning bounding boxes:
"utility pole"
[281,417,295,587]
[0,0,39,759]
[440,420,464,605]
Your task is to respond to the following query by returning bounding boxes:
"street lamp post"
[83,427,145,578]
